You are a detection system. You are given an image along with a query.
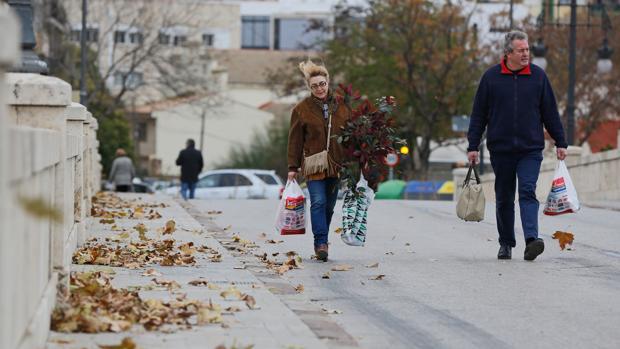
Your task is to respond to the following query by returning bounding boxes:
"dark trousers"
[490,151,543,247]
[116,185,132,192]
[307,177,339,247]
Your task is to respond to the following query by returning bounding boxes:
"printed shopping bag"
[456,164,486,221]
[543,160,580,215]
[275,179,306,235]
[341,174,375,246]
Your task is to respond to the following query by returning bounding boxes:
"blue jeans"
[490,151,543,247]
[307,178,339,247]
[181,181,197,200]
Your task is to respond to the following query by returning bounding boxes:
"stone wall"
[0,6,101,349]
[453,145,620,205]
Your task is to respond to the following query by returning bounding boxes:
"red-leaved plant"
[336,83,406,192]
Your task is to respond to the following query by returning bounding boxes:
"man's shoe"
[315,244,328,262]
[524,238,544,261]
[498,245,512,260]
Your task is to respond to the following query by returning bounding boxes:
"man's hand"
[287,171,297,182]
[556,147,567,160]
[467,151,479,165]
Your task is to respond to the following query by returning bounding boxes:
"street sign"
[385,152,399,167]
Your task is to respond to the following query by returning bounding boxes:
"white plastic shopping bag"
[341,174,375,246]
[543,160,580,216]
[275,179,306,235]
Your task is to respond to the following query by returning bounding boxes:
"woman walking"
[287,60,350,261]
[108,148,135,192]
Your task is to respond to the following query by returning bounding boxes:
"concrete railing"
[453,144,620,205]
[0,6,101,349]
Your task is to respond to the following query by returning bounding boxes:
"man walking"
[176,139,204,200]
[467,30,568,261]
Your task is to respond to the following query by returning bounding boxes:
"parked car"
[163,169,284,199]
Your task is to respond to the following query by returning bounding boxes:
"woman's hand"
[287,171,297,182]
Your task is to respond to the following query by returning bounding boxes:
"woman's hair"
[298,59,329,84]
[115,148,126,157]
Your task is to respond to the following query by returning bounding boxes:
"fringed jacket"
[287,93,350,180]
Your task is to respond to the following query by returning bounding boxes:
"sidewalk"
[46,193,330,349]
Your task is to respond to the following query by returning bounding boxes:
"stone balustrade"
[0,5,101,349]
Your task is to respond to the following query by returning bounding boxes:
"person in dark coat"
[176,139,204,200]
[467,30,568,262]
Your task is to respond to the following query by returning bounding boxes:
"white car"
[164,169,284,199]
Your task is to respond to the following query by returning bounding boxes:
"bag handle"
[325,111,332,151]
[463,164,481,187]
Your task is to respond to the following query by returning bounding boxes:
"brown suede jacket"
[287,94,351,180]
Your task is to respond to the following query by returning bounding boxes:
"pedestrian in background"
[176,139,204,200]
[467,30,568,261]
[108,148,135,192]
[287,59,351,261]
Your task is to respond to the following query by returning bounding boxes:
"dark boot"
[315,244,328,262]
[498,245,512,260]
[524,238,544,261]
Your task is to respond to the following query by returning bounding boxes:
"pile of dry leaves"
[73,238,198,268]
[91,192,166,220]
[52,272,225,333]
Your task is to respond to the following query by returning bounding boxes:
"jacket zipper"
[513,74,518,149]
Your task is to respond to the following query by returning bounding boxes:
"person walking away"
[109,148,135,192]
[467,30,568,261]
[176,139,204,200]
[287,60,351,261]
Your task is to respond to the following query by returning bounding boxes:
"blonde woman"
[287,60,351,261]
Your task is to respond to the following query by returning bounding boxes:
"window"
[114,30,126,43]
[242,16,270,49]
[173,35,187,46]
[197,174,220,188]
[70,28,98,43]
[137,122,147,141]
[255,173,278,185]
[274,18,326,50]
[219,174,252,187]
[129,32,144,44]
[158,32,170,45]
[202,33,214,47]
[113,71,143,89]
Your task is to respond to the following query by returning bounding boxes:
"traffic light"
[399,146,409,155]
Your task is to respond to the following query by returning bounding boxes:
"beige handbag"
[456,165,485,221]
[302,110,333,177]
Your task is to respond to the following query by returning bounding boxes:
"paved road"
[190,199,620,349]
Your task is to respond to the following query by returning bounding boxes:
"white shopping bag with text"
[543,160,580,216]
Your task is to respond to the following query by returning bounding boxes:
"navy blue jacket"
[467,61,568,153]
[176,147,204,183]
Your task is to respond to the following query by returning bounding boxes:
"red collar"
[500,59,531,75]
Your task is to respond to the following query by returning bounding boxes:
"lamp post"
[80,0,88,107]
[532,1,614,146]
[8,0,48,74]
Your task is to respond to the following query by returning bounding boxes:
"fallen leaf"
[322,272,331,279]
[321,308,343,314]
[151,277,181,290]
[99,218,115,224]
[188,279,209,286]
[208,283,221,290]
[370,274,386,280]
[98,337,136,349]
[242,294,257,309]
[207,210,222,215]
[163,219,176,235]
[331,264,353,271]
[220,286,242,300]
[405,242,411,246]
[258,232,267,239]
[334,227,343,234]
[294,284,304,293]
[552,231,575,250]
[385,251,394,255]
[266,239,284,244]
[142,269,161,277]
[365,262,379,268]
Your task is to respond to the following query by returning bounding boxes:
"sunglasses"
[310,81,327,90]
